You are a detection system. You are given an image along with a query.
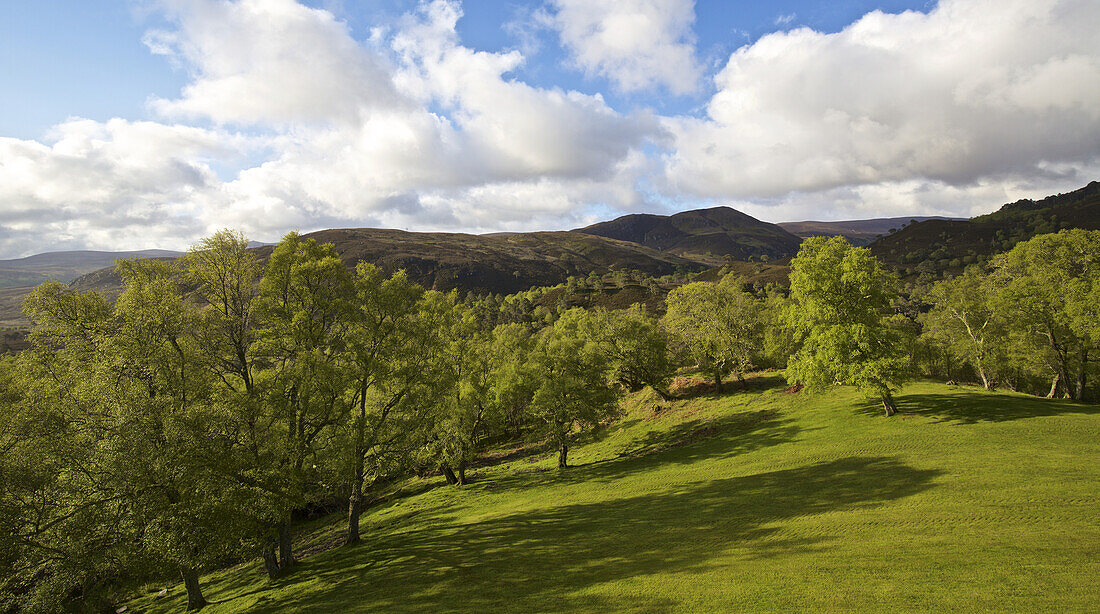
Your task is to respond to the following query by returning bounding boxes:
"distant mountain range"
[778,216,964,246]
[0,249,182,288]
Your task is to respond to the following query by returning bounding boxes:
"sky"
[0,0,1097,257]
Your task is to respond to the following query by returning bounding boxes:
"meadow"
[129,377,1100,612]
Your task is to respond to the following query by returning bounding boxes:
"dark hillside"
[577,206,803,264]
[870,182,1100,275]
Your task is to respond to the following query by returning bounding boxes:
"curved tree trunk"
[346,477,363,546]
[558,443,568,469]
[181,566,207,610]
[1047,373,1061,398]
[881,392,898,417]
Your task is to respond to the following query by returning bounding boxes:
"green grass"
[131,377,1100,612]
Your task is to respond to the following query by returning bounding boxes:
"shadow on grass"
[670,372,787,401]
[228,456,939,614]
[860,390,1100,424]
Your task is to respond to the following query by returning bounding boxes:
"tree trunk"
[346,478,362,546]
[736,372,747,389]
[1076,346,1088,401]
[180,567,207,610]
[881,392,897,417]
[558,443,568,469]
[441,464,458,485]
[713,369,723,393]
[457,462,467,486]
[978,365,991,390]
[262,541,280,579]
[1047,373,1061,398]
[277,521,294,571]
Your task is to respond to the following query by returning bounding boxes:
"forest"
[1,228,1097,612]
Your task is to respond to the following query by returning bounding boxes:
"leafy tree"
[580,305,675,399]
[989,230,1100,400]
[663,276,763,391]
[252,232,356,570]
[784,236,910,416]
[338,266,445,544]
[922,267,1007,389]
[529,310,620,468]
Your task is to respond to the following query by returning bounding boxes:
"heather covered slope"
[577,206,803,264]
[869,181,1100,272]
[129,379,1100,613]
[778,216,963,245]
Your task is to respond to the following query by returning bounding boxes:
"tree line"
[0,228,1096,611]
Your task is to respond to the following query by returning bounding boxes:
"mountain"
[575,206,803,265]
[71,228,705,298]
[0,249,182,288]
[778,216,964,246]
[869,181,1100,274]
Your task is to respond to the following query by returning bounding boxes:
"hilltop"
[576,206,803,264]
[0,249,182,288]
[127,379,1100,612]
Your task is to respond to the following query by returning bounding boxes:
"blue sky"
[0,0,1096,256]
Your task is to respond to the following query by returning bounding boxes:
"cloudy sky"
[1,0,1097,257]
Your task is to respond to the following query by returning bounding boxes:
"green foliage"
[529,310,621,467]
[784,236,910,414]
[578,304,676,399]
[663,275,763,390]
[922,266,1007,389]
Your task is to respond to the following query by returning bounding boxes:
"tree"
[663,276,763,391]
[529,310,620,468]
[784,236,910,416]
[580,305,675,399]
[252,232,355,570]
[338,265,444,544]
[989,230,1100,400]
[922,267,1007,389]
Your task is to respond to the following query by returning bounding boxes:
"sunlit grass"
[130,377,1100,612]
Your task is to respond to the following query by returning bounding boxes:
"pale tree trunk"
[181,567,207,610]
[1047,373,1061,399]
[881,392,898,417]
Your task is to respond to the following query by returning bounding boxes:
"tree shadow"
[230,456,939,613]
[670,372,787,401]
[859,390,1100,424]
[482,408,802,493]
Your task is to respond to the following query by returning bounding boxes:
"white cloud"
[662,0,1100,202]
[145,0,405,125]
[547,0,701,95]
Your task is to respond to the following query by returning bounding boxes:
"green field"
[130,377,1100,612]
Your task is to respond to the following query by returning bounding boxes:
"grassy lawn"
[130,377,1100,612]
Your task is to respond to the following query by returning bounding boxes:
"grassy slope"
[131,378,1100,612]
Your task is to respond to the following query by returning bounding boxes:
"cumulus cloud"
[145,0,406,125]
[662,0,1100,203]
[547,0,702,95]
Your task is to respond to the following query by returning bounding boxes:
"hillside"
[128,379,1100,612]
[0,249,182,287]
[576,206,803,265]
[70,229,705,299]
[869,182,1100,274]
[778,216,963,246]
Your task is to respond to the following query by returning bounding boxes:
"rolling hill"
[126,378,1100,612]
[71,229,705,298]
[575,206,804,264]
[0,249,182,288]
